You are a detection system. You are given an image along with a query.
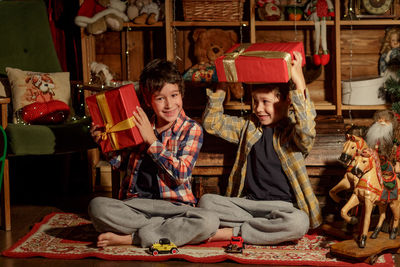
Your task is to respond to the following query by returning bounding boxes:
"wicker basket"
[183,0,245,22]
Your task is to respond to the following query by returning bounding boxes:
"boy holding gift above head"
[200,51,322,244]
[88,59,219,248]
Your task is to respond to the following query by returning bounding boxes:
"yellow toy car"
[149,238,178,256]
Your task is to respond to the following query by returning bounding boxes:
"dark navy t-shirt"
[133,153,160,199]
[244,126,294,202]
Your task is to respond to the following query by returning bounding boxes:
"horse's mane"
[361,148,383,184]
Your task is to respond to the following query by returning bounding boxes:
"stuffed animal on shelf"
[127,0,160,25]
[192,28,238,66]
[75,0,128,35]
[90,62,114,86]
[183,28,244,102]
[256,0,283,21]
[304,0,334,66]
[282,0,308,21]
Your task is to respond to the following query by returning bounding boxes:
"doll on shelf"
[304,0,334,66]
[379,27,400,77]
[343,0,358,20]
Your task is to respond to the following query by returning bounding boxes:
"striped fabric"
[202,88,322,229]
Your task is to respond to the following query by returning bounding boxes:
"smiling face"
[252,86,289,127]
[151,83,183,131]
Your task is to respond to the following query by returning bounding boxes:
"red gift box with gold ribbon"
[215,42,305,83]
[86,84,143,152]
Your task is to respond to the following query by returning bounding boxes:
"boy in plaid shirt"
[88,59,218,248]
[200,52,322,244]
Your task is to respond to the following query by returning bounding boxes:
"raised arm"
[289,51,316,154]
[202,84,247,144]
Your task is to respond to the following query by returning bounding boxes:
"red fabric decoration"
[76,0,107,21]
[316,0,329,17]
[48,0,67,71]
[22,100,70,125]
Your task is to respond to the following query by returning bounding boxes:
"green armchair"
[0,0,98,230]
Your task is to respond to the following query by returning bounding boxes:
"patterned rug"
[2,212,395,266]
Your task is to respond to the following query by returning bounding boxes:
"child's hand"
[90,124,103,144]
[291,51,307,92]
[132,107,157,145]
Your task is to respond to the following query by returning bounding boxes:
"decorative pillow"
[183,62,218,82]
[6,67,71,124]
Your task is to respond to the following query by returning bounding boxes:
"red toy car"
[225,236,244,253]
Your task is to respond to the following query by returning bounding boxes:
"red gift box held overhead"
[215,42,306,83]
[86,84,144,153]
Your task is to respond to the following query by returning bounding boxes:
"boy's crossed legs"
[89,197,219,248]
[199,194,310,245]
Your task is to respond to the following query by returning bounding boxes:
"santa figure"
[74,0,128,35]
[365,110,397,160]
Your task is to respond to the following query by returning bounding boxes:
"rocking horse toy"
[340,148,400,248]
[329,134,368,204]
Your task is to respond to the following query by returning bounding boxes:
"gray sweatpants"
[88,197,219,248]
[198,194,309,245]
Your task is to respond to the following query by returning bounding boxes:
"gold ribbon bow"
[222,43,292,82]
[96,93,136,150]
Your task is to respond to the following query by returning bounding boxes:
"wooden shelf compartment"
[171,21,249,27]
[341,104,390,110]
[123,22,164,28]
[340,19,400,26]
[255,21,334,27]
[314,101,336,111]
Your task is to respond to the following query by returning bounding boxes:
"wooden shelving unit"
[80,0,399,117]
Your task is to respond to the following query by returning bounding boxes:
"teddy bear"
[75,0,129,35]
[192,28,238,66]
[127,0,160,25]
[184,28,244,101]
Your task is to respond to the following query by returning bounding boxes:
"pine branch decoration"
[384,70,400,115]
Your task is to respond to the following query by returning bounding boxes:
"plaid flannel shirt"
[111,109,203,206]
[202,88,322,229]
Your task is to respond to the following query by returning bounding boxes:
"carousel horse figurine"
[329,134,368,203]
[340,148,400,248]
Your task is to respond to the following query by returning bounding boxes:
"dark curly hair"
[249,81,293,101]
[139,59,184,105]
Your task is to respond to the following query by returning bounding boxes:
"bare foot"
[97,232,132,247]
[207,228,233,242]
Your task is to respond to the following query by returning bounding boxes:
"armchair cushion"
[6,67,71,124]
[6,117,97,156]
